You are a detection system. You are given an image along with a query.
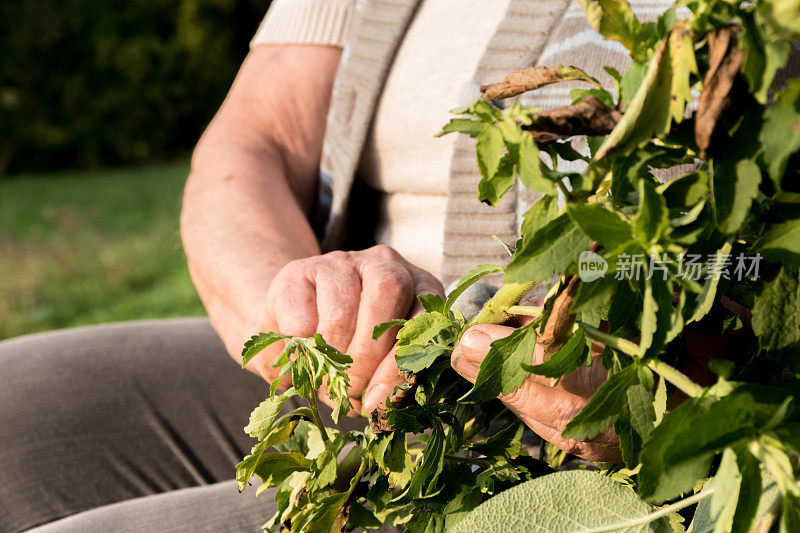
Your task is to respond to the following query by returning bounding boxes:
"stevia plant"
[235,0,800,530]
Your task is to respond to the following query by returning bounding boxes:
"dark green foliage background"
[0,0,268,174]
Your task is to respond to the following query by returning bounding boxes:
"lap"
[0,318,269,532]
[26,481,272,533]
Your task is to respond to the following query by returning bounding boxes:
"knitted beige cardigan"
[253,0,799,285]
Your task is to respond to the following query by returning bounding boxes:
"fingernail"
[461,328,491,350]
[362,384,391,416]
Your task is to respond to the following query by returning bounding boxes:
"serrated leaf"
[396,312,454,346]
[445,263,503,312]
[372,319,406,340]
[418,293,446,313]
[759,217,800,264]
[568,203,633,249]
[459,325,537,403]
[438,117,485,138]
[712,158,761,236]
[252,451,311,490]
[395,343,448,373]
[505,213,593,284]
[393,422,446,503]
[634,180,669,244]
[518,134,555,194]
[638,394,757,504]
[242,332,291,368]
[520,196,559,245]
[475,124,505,181]
[478,150,517,206]
[522,328,590,380]
[236,419,299,492]
[760,78,800,189]
[578,0,645,59]
[562,364,638,441]
[752,265,800,353]
[451,470,672,533]
[244,388,295,439]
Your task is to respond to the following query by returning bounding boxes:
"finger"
[346,259,416,396]
[405,262,446,316]
[362,345,405,414]
[457,324,607,398]
[313,256,362,353]
[451,326,618,449]
[271,275,318,339]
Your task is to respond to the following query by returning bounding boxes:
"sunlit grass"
[0,162,205,339]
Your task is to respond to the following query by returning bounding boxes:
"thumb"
[451,325,515,381]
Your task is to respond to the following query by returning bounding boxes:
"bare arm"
[182,44,443,413]
[181,45,335,368]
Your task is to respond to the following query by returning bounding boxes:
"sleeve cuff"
[250,0,355,48]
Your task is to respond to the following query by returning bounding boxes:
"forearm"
[181,134,320,358]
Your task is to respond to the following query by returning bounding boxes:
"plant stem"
[582,325,704,398]
[468,281,540,328]
[506,305,543,317]
[647,359,705,398]
[581,486,715,533]
[306,390,331,444]
[582,325,639,357]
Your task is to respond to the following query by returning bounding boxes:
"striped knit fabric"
[441,0,570,283]
[251,0,798,287]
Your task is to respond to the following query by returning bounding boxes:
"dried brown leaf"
[695,26,744,158]
[481,65,600,100]
[525,96,622,143]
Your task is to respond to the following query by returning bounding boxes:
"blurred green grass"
[0,162,205,340]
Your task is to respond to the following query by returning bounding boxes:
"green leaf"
[505,213,593,284]
[760,79,800,189]
[450,470,672,533]
[578,0,645,59]
[438,117,485,138]
[634,180,669,244]
[520,196,559,244]
[752,265,800,353]
[445,263,503,313]
[759,217,800,264]
[687,241,732,324]
[475,124,505,181]
[740,14,791,104]
[393,422,446,503]
[372,319,406,340]
[595,27,694,161]
[478,150,517,206]
[638,394,757,504]
[395,344,448,373]
[518,134,555,194]
[241,332,290,368]
[522,328,590,380]
[459,325,537,403]
[418,294,446,313]
[712,158,761,235]
[562,364,638,441]
[396,312,454,346]
[657,171,709,209]
[244,388,295,439]
[639,276,672,355]
[252,451,312,490]
[568,203,633,249]
[235,419,299,492]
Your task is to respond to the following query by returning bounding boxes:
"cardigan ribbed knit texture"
[251,0,800,286]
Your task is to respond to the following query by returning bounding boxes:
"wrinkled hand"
[246,245,443,415]
[451,322,732,462]
[452,324,620,462]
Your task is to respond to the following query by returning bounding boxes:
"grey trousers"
[0,318,366,532]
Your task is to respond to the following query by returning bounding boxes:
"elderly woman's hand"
[248,245,443,416]
[452,323,621,462]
